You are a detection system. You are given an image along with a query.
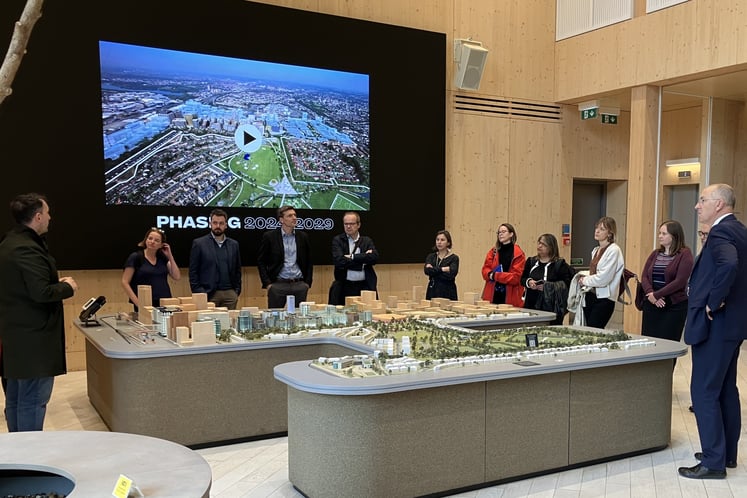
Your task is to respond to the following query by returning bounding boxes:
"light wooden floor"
[3,345,747,497]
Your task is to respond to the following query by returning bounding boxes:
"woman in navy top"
[121,228,181,311]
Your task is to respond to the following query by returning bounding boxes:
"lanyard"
[530,259,550,281]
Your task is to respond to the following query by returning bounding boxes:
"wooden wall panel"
[660,105,702,164]
[446,114,565,297]
[560,106,630,181]
[507,119,563,255]
[253,0,556,99]
[624,86,660,334]
[735,106,747,209]
[444,115,567,306]
[453,0,556,100]
[446,111,511,300]
[250,0,451,32]
[709,98,742,186]
[556,0,747,102]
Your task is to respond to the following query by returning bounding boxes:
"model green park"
[370,318,630,358]
[216,315,638,377]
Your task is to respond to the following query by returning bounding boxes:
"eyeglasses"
[698,231,709,238]
[497,230,510,235]
[150,227,165,233]
[698,197,719,204]
[343,222,359,227]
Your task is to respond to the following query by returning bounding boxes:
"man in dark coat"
[257,205,313,308]
[0,193,77,432]
[329,211,378,305]
[189,208,242,309]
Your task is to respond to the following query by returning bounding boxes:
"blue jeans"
[3,376,55,432]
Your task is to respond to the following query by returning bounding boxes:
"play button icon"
[234,124,262,153]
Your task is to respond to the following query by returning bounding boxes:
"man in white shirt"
[329,211,378,305]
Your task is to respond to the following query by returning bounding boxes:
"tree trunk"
[0,0,44,107]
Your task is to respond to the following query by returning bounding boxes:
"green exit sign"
[601,114,618,124]
[580,108,598,120]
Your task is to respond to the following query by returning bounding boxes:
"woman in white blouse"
[577,216,625,328]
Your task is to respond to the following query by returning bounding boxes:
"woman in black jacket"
[424,230,459,300]
[521,233,574,325]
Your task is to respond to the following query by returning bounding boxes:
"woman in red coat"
[481,223,526,307]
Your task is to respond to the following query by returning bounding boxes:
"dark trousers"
[641,299,687,342]
[690,336,742,470]
[268,280,309,309]
[642,299,688,368]
[342,280,368,299]
[210,289,239,310]
[583,292,616,328]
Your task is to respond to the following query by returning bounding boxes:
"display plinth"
[77,309,556,447]
[275,333,685,497]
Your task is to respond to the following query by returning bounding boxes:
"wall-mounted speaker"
[454,40,488,91]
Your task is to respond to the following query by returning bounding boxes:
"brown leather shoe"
[678,463,726,479]
[695,452,737,469]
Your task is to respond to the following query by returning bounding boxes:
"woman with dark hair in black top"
[424,230,459,300]
[521,233,574,324]
[121,227,181,311]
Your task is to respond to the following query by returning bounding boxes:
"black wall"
[0,0,445,269]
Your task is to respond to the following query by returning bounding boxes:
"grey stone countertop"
[76,316,374,359]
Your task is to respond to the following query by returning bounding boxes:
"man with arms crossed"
[189,208,242,309]
[329,211,378,305]
[257,205,313,308]
[678,184,747,479]
[0,193,78,431]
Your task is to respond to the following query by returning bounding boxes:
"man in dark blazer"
[0,193,78,432]
[257,205,313,308]
[679,184,747,479]
[329,211,378,305]
[189,208,242,309]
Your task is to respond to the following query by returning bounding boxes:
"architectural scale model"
[120,285,549,346]
[112,284,655,379]
[310,322,656,378]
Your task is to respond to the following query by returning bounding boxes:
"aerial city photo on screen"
[99,41,370,210]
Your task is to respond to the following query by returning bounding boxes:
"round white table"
[0,431,211,497]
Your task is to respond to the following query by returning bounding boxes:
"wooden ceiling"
[665,70,747,102]
[576,69,747,113]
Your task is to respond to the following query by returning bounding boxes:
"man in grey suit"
[189,208,242,309]
[678,184,747,479]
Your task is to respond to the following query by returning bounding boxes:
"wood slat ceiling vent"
[453,94,562,122]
